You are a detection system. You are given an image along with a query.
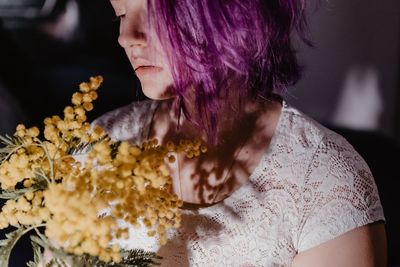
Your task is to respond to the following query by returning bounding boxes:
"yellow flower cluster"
[0,76,207,264]
[0,76,113,261]
[0,126,43,190]
[0,191,50,229]
[0,76,102,226]
[44,183,119,262]
[0,76,105,191]
[43,75,105,147]
[42,137,205,261]
[45,137,205,260]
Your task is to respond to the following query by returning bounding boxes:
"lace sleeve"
[297,132,385,252]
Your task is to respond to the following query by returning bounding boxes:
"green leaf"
[67,139,91,155]
[0,135,25,161]
[68,249,161,267]
[0,228,26,267]
[0,134,24,148]
[45,258,69,267]
[67,136,107,156]
[30,235,47,248]
[0,191,21,200]
[0,228,160,267]
[119,249,161,267]
[27,236,70,267]
[26,238,43,267]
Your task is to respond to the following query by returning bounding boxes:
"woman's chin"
[141,85,175,100]
[137,71,175,100]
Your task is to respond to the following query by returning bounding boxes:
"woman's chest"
[167,212,297,267]
[120,190,301,267]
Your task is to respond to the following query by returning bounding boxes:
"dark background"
[0,0,142,132]
[0,0,399,266]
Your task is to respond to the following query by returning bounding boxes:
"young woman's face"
[110,0,174,100]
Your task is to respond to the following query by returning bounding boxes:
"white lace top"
[94,99,385,267]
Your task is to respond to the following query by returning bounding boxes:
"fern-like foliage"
[26,238,43,267]
[110,141,122,159]
[67,136,107,156]
[0,134,25,162]
[0,134,25,148]
[68,249,161,267]
[0,228,26,267]
[44,258,70,267]
[28,235,160,267]
[66,138,92,155]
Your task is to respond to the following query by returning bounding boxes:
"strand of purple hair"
[148,0,310,144]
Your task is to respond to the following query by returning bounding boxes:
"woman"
[96,0,387,266]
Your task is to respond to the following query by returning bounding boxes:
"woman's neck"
[153,95,279,146]
[148,95,283,205]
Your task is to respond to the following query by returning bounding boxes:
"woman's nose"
[118,18,147,49]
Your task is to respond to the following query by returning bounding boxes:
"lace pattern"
[94,100,385,267]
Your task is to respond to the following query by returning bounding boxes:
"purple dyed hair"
[147,0,309,143]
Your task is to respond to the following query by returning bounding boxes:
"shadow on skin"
[151,97,277,206]
[147,95,282,264]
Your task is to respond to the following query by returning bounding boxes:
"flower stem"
[39,142,55,182]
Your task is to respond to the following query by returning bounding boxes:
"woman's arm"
[292,223,387,267]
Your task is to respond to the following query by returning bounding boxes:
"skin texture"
[113,0,174,100]
[292,223,387,267]
[110,0,388,266]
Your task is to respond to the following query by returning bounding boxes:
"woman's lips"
[134,65,163,76]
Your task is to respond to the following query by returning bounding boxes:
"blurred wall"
[289,0,400,141]
[0,81,25,134]
[0,0,137,133]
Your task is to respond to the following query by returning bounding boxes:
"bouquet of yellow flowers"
[0,76,205,267]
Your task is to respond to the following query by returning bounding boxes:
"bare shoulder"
[292,223,387,267]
